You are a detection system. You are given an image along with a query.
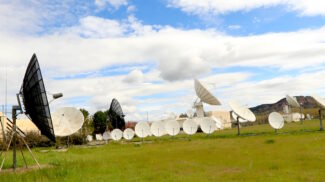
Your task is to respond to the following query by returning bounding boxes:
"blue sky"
[1,0,325,121]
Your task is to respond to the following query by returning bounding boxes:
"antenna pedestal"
[319,109,323,131]
[237,117,240,135]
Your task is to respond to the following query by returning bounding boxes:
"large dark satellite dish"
[20,54,56,142]
[108,98,125,130]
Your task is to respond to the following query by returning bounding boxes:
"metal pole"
[12,107,17,171]
[237,117,240,135]
[319,109,323,131]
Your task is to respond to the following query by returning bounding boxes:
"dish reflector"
[231,112,247,123]
[102,131,111,141]
[211,116,223,129]
[268,112,284,129]
[135,121,150,138]
[87,135,93,142]
[229,100,256,122]
[312,94,325,109]
[165,120,180,136]
[150,121,166,137]
[286,95,300,108]
[95,134,103,141]
[21,54,55,141]
[108,98,125,129]
[200,118,216,134]
[111,129,123,141]
[52,107,84,137]
[194,79,221,105]
[183,119,198,135]
[123,128,135,140]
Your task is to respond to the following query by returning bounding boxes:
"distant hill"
[250,96,318,114]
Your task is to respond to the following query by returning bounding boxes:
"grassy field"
[1,120,325,181]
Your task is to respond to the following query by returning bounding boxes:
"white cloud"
[123,69,144,83]
[95,0,128,9]
[168,0,325,16]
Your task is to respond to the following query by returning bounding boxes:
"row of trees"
[80,109,114,135]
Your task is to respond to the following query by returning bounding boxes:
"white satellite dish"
[111,129,123,141]
[268,112,284,130]
[229,100,256,135]
[165,120,180,136]
[194,79,221,105]
[123,128,135,140]
[87,135,93,142]
[150,121,166,137]
[211,116,223,129]
[52,107,85,137]
[200,118,216,134]
[183,119,198,135]
[102,131,111,141]
[286,95,300,108]
[135,121,151,138]
[95,134,103,141]
[312,94,325,131]
[231,111,247,123]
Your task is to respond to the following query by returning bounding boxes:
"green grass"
[1,120,325,181]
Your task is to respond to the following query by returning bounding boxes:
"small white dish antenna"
[135,121,151,138]
[123,128,135,140]
[231,112,247,123]
[194,79,221,105]
[102,131,111,141]
[229,100,256,135]
[268,112,284,130]
[150,121,166,137]
[211,116,223,129]
[165,120,180,136]
[52,107,85,137]
[111,129,123,141]
[286,95,300,108]
[87,135,93,142]
[183,119,198,135]
[312,94,325,131]
[200,118,216,134]
[95,134,103,141]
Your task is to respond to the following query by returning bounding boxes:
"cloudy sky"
[1,0,325,121]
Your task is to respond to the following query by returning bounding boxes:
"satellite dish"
[95,134,103,141]
[102,131,111,141]
[111,129,123,141]
[286,95,300,108]
[108,99,126,130]
[229,100,256,135]
[183,119,198,135]
[268,112,284,130]
[312,95,325,109]
[200,118,216,134]
[150,121,166,137]
[194,79,221,105]
[211,116,223,129]
[51,107,84,137]
[87,135,93,142]
[20,54,56,141]
[123,128,135,140]
[231,112,247,123]
[165,120,180,136]
[186,109,194,118]
[135,121,150,138]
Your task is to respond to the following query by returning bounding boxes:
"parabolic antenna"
[200,118,216,134]
[268,112,284,130]
[123,128,135,140]
[150,121,166,137]
[87,135,93,142]
[95,134,103,141]
[102,131,111,141]
[135,121,150,138]
[51,107,84,137]
[229,100,256,122]
[312,95,325,108]
[286,95,300,108]
[183,119,198,135]
[111,129,123,141]
[231,112,247,123]
[165,120,180,136]
[194,79,221,105]
[211,116,223,129]
[20,54,56,141]
[108,98,126,130]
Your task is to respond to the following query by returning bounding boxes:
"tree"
[92,111,108,134]
[80,108,89,119]
[80,108,93,135]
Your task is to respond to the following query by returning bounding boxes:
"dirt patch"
[1,164,53,174]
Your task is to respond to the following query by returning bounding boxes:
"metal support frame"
[319,109,323,131]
